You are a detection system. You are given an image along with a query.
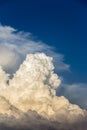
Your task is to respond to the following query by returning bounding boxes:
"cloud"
[0,25,87,129]
[0,25,69,74]
[0,53,86,125]
[0,110,87,130]
[57,83,87,109]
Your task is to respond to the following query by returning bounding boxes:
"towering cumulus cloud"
[0,53,86,130]
[0,25,87,130]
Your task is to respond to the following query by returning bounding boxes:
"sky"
[0,0,87,108]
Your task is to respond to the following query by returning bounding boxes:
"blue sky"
[0,0,87,108]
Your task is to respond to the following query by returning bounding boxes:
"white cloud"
[0,53,86,124]
[0,24,86,127]
[0,25,69,74]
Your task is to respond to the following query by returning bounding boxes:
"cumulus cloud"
[0,25,69,74]
[0,25,87,129]
[0,53,86,126]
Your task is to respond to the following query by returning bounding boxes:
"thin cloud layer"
[0,25,69,74]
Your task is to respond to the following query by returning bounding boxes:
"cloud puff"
[0,25,69,74]
[58,83,87,109]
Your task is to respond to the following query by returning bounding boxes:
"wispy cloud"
[0,25,69,74]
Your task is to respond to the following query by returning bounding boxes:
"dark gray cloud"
[0,111,87,130]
